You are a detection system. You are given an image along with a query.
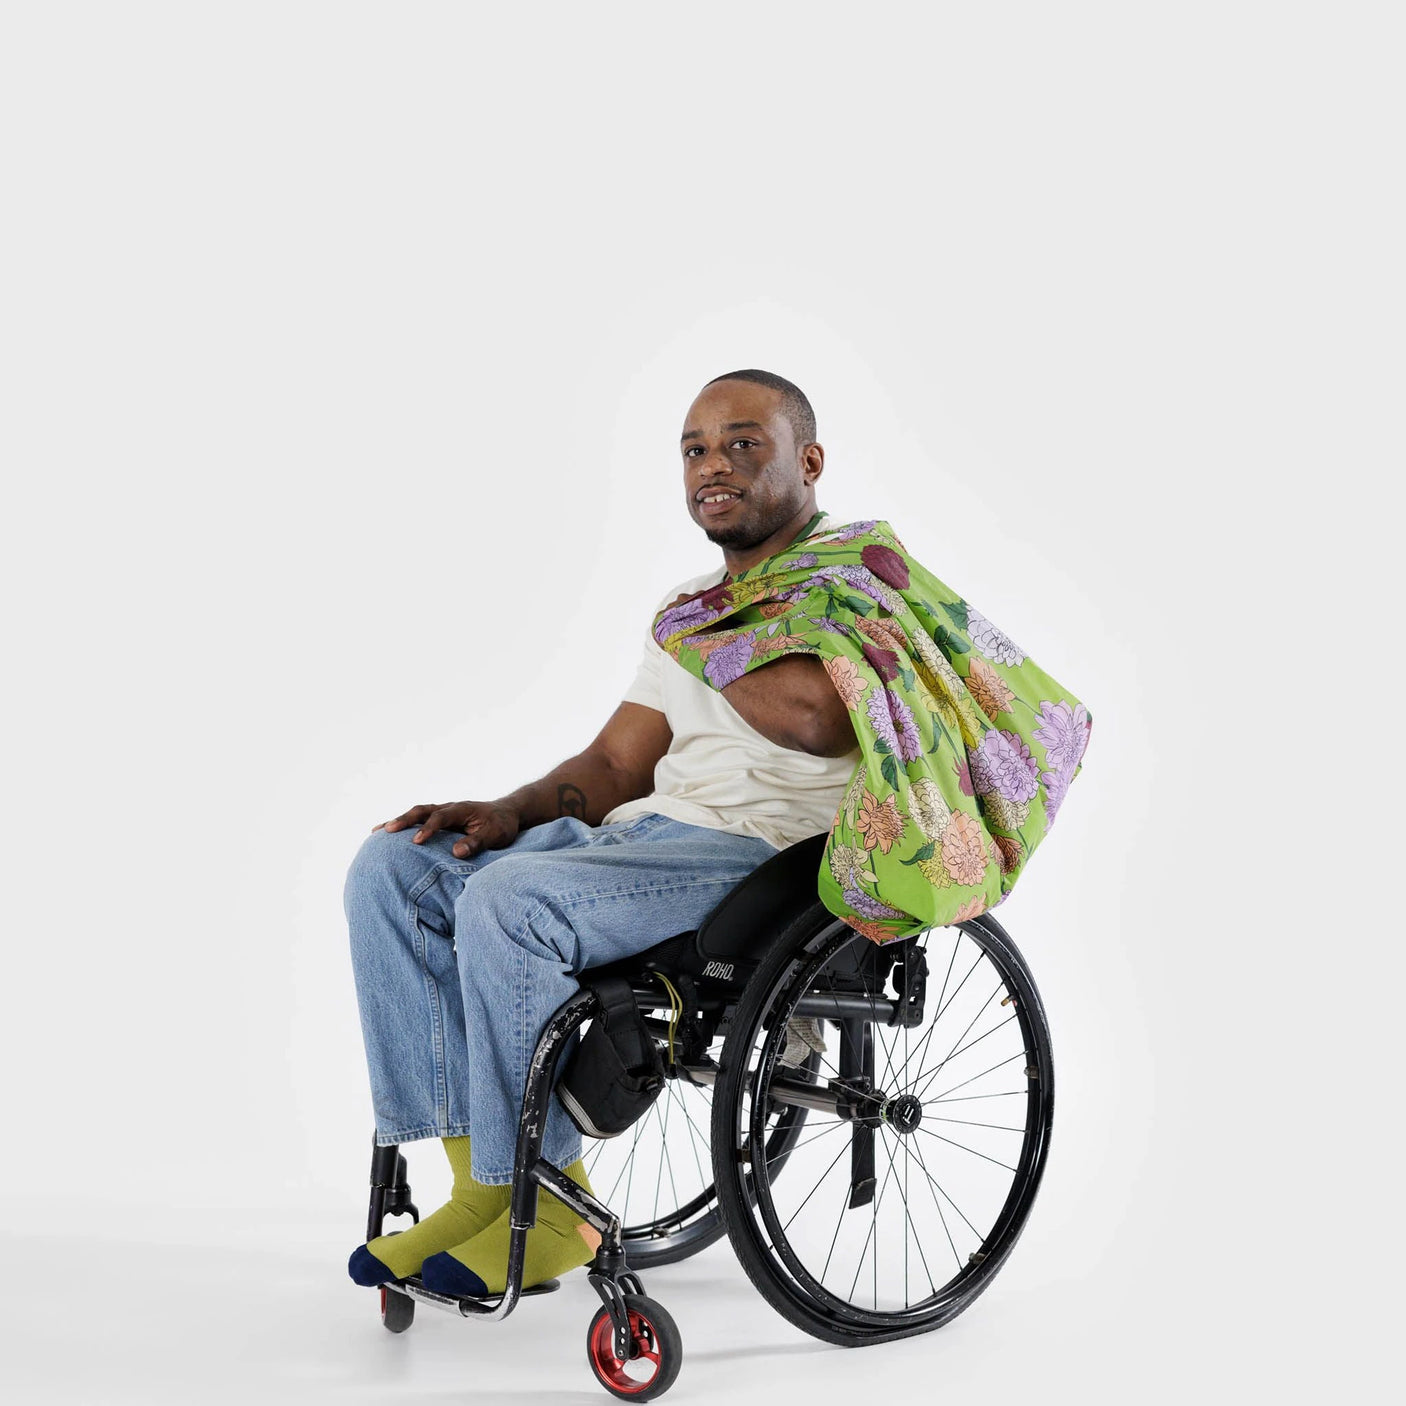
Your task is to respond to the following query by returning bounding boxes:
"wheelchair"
[362,831,1055,1401]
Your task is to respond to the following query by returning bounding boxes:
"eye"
[684,445,704,458]
[731,439,756,450]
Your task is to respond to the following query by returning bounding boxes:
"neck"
[720,504,824,578]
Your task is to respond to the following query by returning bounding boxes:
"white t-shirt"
[601,514,860,852]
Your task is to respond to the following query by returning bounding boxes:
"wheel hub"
[882,1091,923,1134]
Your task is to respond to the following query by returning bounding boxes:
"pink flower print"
[703,630,757,687]
[1033,699,1091,773]
[941,811,990,886]
[968,608,1026,667]
[824,655,868,709]
[950,894,989,924]
[969,729,1041,804]
[865,687,923,762]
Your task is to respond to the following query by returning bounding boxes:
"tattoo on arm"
[557,783,587,819]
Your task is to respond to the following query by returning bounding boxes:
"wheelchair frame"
[362,834,1055,1398]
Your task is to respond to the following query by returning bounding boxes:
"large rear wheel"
[711,901,1055,1345]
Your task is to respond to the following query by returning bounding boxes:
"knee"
[343,826,413,914]
[454,859,574,964]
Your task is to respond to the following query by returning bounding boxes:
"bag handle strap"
[582,974,642,1031]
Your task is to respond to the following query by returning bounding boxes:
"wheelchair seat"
[583,831,829,992]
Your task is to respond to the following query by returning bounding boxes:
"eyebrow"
[680,420,766,442]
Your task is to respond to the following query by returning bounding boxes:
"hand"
[374,800,522,857]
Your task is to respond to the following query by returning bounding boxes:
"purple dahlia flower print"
[968,608,1026,667]
[703,631,757,687]
[834,520,879,541]
[654,598,713,644]
[866,687,923,762]
[810,564,896,610]
[969,729,1041,803]
[1032,699,1091,773]
[1041,763,1072,826]
[802,614,850,634]
[653,582,734,644]
[784,552,819,569]
[843,886,908,920]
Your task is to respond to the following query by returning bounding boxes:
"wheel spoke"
[908,982,1005,1101]
[910,1124,1018,1173]
[906,1133,963,1269]
[887,1125,939,1301]
[847,1127,900,1303]
[927,1114,1026,1133]
[886,946,983,1091]
[780,1135,852,1234]
[651,1094,669,1224]
[763,1117,845,1168]
[925,1051,1028,1104]
[907,1131,985,1242]
[670,1081,709,1189]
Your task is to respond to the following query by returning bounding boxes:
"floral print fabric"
[652,519,1092,942]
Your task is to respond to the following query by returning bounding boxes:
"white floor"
[0,1199,1346,1406]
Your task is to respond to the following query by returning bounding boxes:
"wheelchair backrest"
[691,831,829,979]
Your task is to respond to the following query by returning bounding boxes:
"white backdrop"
[1,4,1397,1403]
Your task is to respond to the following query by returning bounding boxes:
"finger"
[383,804,435,833]
[413,807,460,844]
[450,834,481,859]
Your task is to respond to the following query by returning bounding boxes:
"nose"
[697,451,733,480]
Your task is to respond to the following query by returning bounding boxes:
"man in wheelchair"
[345,369,861,1299]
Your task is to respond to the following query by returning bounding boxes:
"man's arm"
[377,701,673,856]
[500,701,673,828]
[721,655,858,758]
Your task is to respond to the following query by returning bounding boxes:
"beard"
[701,500,794,550]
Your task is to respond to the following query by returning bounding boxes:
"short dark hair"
[705,368,817,448]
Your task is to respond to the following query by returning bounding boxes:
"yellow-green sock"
[349,1136,511,1284]
[419,1157,601,1297]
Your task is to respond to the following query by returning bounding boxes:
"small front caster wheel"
[585,1293,682,1401]
[380,1285,414,1333]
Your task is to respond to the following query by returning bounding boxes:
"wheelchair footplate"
[361,987,686,1399]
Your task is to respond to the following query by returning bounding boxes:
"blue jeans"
[344,811,779,1184]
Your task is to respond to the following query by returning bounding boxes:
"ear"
[802,441,825,485]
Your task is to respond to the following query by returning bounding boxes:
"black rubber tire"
[710,900,1055,1347]
[620,1198,726,1269]
[584,1293,683,1401]
[380,1285,415,1333]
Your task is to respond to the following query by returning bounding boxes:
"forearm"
[720,656,858,758]
[497,748,649,829]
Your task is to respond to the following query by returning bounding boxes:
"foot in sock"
[420,1157,602,1297]
[347,1135,511,1286]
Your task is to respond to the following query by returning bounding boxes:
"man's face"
[680,380,811,549]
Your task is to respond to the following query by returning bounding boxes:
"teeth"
[702,494,737,503]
